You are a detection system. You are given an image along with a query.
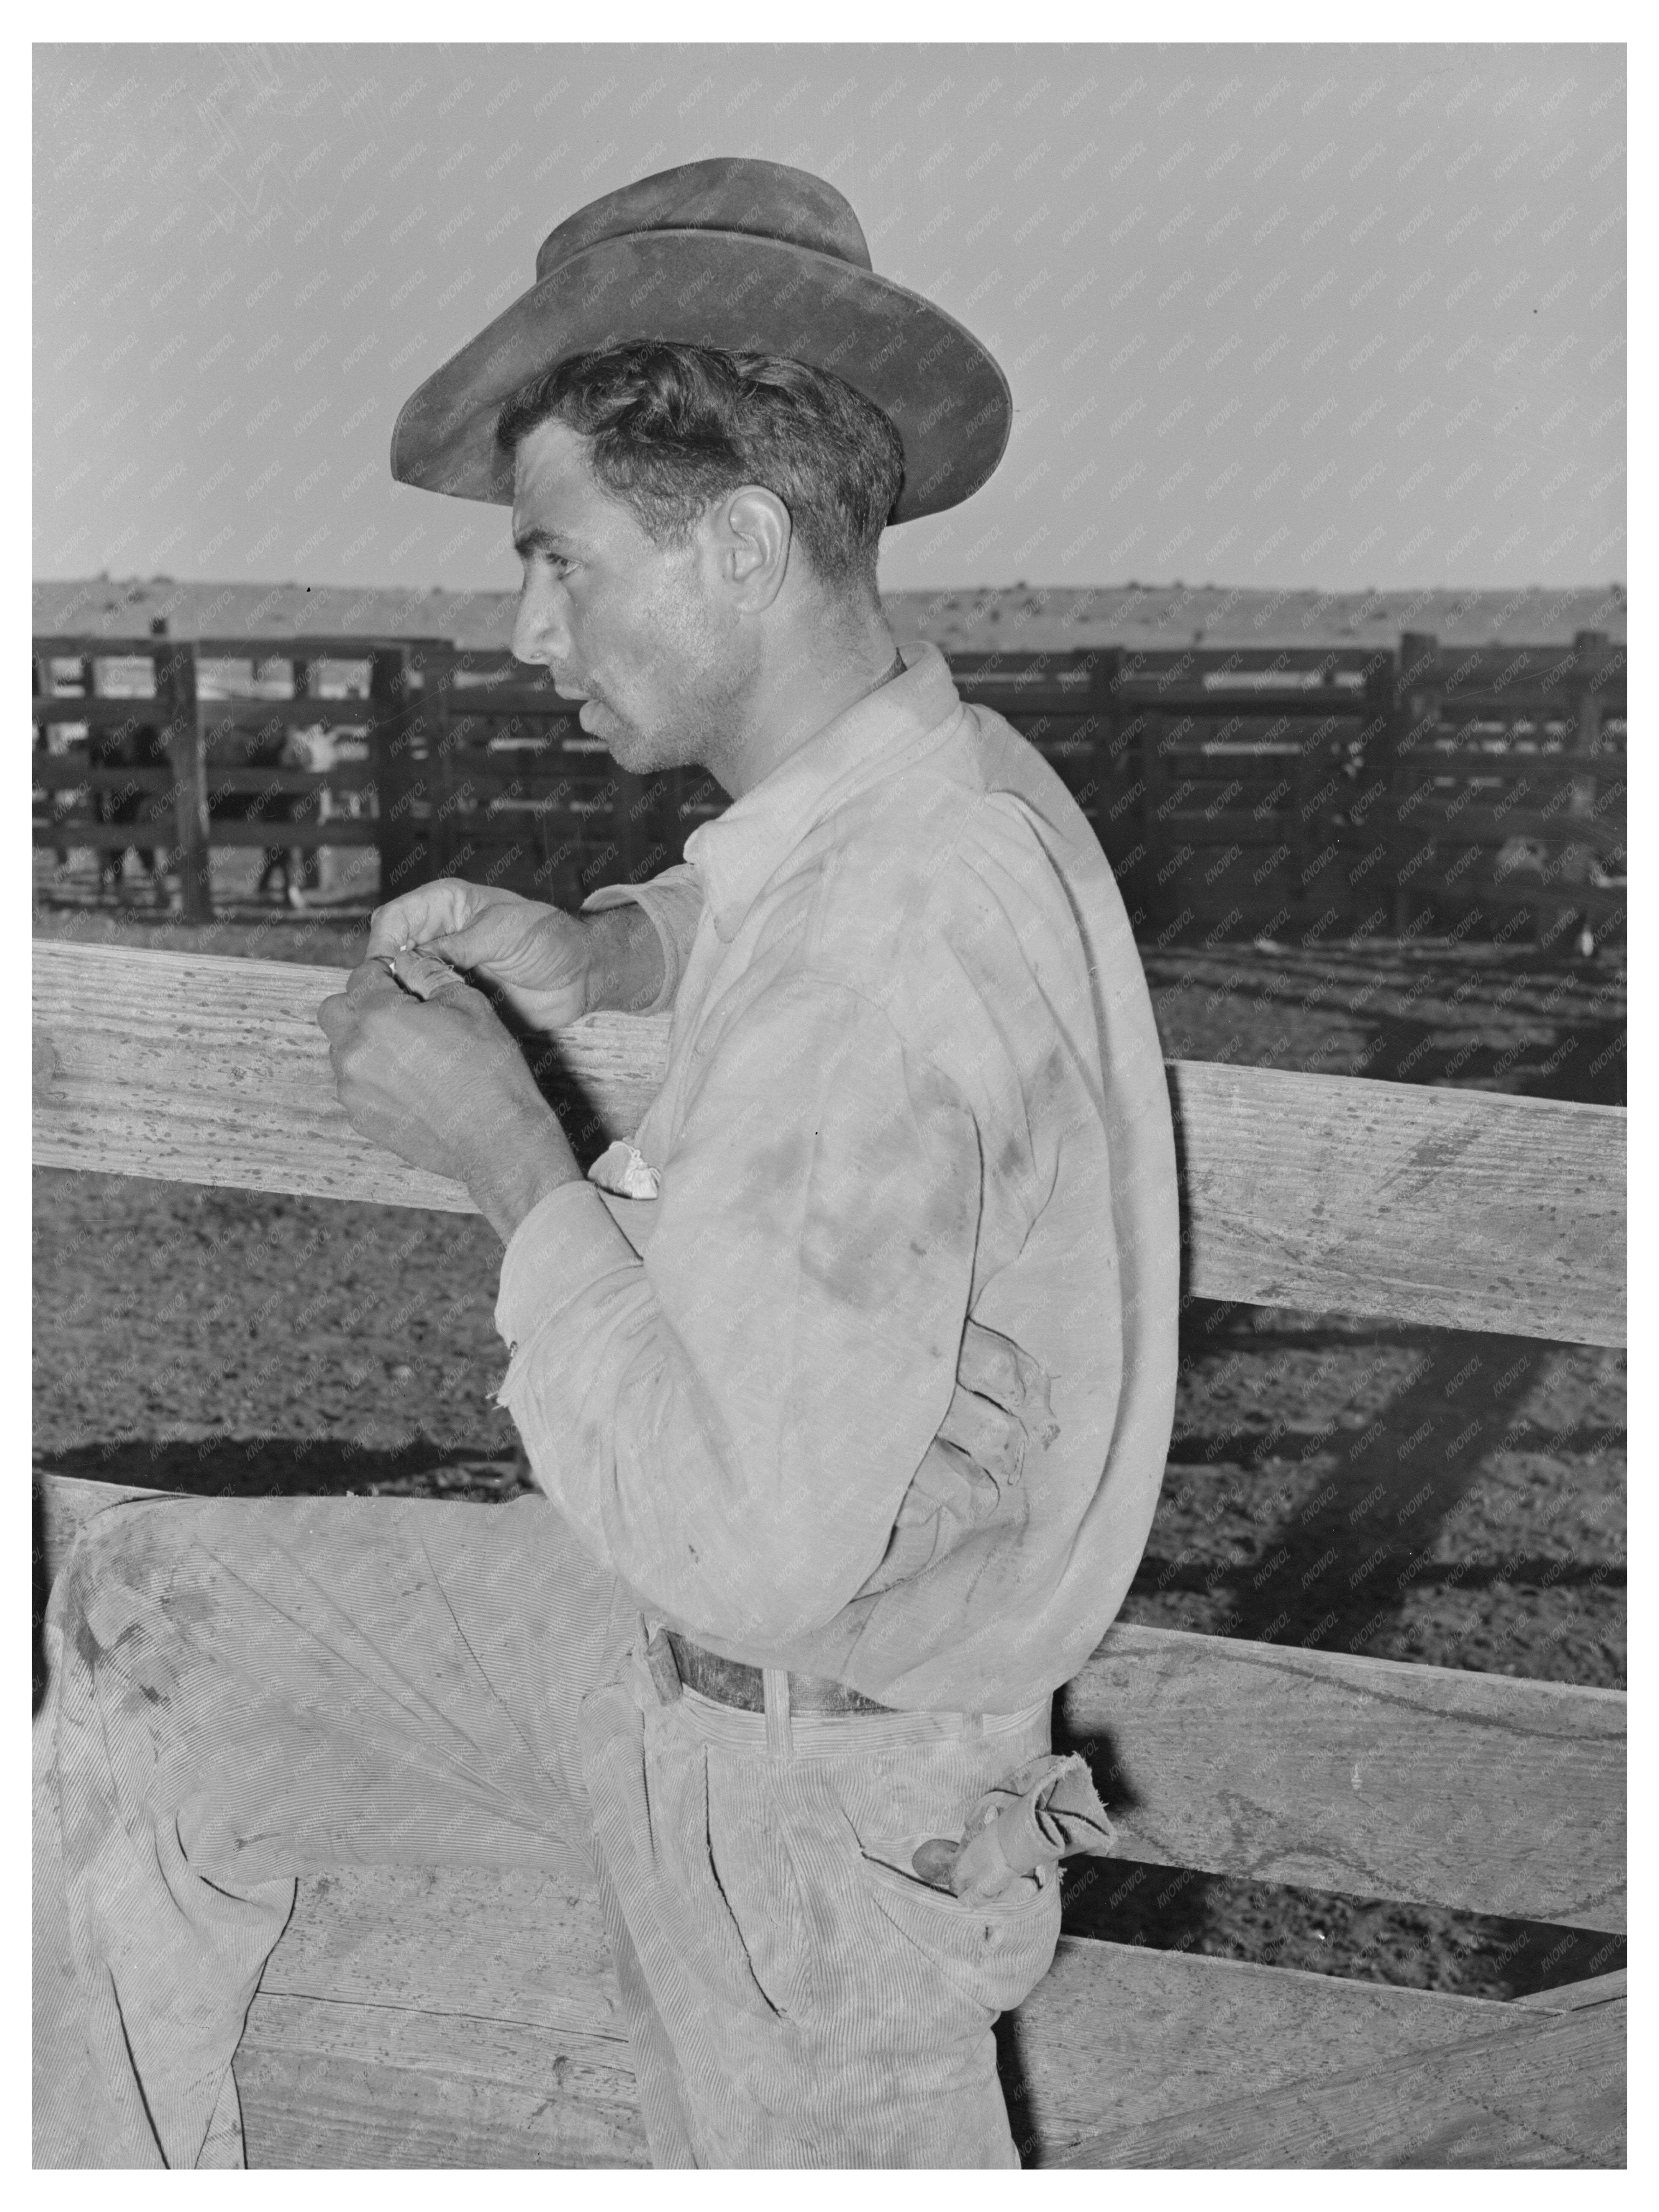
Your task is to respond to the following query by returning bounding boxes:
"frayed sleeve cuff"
[493,1178,643,1354]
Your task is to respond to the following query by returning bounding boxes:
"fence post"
[1354,650,1393,830]
[611,762,641,888]
[1554,629,1609,956]
[370,646,417,903]
[292,655,321,894]
[35,647,70,874]
[1087,646,1120,877]
[429,649,457,883]
[1391,631,1439,936]
[161,640,211,923]
[1139,697,1167,940]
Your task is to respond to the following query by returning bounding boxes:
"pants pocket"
[852,1844,1062,2019]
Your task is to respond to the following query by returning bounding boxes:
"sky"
[34,41,1626,597]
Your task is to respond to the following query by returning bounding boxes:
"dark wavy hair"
[495,341,905,604]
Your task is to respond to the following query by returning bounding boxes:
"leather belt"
[662,1630,894,1717]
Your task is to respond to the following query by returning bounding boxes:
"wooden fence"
[33,939,1626,2166]
[34,630,1625,945]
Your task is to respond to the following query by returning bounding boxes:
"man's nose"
[511,573,568,667]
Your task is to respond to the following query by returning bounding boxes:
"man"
[34,159,1179,2168]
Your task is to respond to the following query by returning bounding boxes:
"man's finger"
[366,884,471,960]
[318,963,392,1041]
[344,958,403,1004]
[390,947,474,1001]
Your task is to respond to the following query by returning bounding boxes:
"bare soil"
[33,898,1625,2002]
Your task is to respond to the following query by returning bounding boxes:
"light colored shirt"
[494,641,1179,1711]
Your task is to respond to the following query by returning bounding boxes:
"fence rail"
[33,630,1625,943]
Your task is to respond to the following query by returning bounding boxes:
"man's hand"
[317,955,581,1241]
[367,880,668,1029]
[366,882,595,1031]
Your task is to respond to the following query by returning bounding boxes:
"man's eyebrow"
[512,525,578,560]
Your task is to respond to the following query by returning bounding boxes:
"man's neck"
[711,618,903,799]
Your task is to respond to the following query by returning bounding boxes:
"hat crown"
[535,157,872,283]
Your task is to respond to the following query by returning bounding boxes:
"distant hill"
[34,574,1626,653]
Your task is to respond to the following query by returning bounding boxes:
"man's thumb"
[426,926,485,968]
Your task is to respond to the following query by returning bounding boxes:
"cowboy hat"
[390,157,1011,524]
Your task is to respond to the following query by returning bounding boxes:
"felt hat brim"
[390,229,1012,525]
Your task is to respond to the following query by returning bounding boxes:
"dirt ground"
[33,894,1625,2003]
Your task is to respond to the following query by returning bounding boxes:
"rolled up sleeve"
[580,862,705,1014]
[493,975,980,1650]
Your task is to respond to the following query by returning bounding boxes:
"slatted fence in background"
[33,630,1625,946]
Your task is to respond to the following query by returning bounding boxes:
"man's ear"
[717,485,792,612]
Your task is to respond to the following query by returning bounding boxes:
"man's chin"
[598,720,697,778]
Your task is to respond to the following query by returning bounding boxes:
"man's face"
[508,417,748,777]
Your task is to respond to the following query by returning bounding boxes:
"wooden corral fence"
[31,636,441,922]
[34,631,1625,947]
[33,939,1626,2167]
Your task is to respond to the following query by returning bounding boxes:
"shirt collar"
[683,641,962,943]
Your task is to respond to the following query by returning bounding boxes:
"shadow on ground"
[1146,943,1625,1105]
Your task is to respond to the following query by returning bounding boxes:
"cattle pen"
[34,628,1625,951]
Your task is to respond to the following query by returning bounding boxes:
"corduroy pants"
[33,1489,1061,2169]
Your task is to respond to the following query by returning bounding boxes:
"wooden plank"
[236,2037,649,2169]
[32,942,1626,1345]
[1392,747,1626,776]
[1156,741,1308,761]
[198,700,376,730]
[1066,1625,1624,1930]
[31,942,661,1214]
[33,764,375,797]
[235,1865,648,2168]
[1382,804,1624,857]
[1107,648,1379,676]
[1020,1938,1598,2167]
[1158,814,1297,845]
[431,766,620,802]
[233,1881,1557,2169]
[241,1900,1615,2170]
[1055,1989,1625,2167]
[32,819,380,853]
[35,634,441,662]
[33,697,167,728]
[1124,689,1368,718]
[1170,1057,1623,1345]
[33,764,174,793]
[438,685,582,718]
[38,1477,1624,1933]
[1515,1969,1626,2011]
[33,823,176,853]
[34,637,168,664]
[202,765,376,797]
[192,820,380,851]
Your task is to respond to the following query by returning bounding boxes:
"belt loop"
[641,1623,682,1705]
[763,1668,794,1756]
